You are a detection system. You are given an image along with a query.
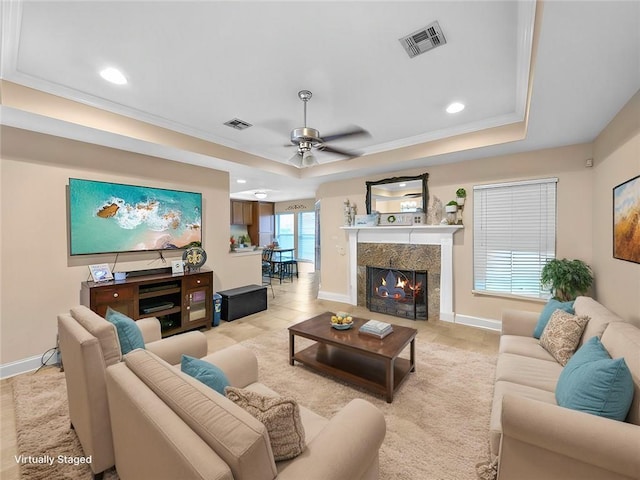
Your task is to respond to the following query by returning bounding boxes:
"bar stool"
[261,248,275,298]
[282,259,298,280]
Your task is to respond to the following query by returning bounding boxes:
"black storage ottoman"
[219,284,268,321]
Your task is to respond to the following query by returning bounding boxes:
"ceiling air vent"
[399,21,447,59]
[224,118,252,130]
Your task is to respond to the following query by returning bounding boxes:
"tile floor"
[1,263,499,479]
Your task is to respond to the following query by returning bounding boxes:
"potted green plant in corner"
[540,258,594,301]
[456,188,466,206]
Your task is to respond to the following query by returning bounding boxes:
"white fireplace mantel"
[342,225,463,321]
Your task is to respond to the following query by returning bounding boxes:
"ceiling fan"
[287,90,369,168]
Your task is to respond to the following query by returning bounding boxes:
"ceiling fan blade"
[317,144,362,158]
[320,127,370,143]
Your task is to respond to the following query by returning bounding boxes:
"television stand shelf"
[81,269,213,337]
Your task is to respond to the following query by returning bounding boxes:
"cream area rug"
[12,329,496,480]
[244,329,497,480]
[11,371,118,480]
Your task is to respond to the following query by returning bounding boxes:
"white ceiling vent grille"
[224,118,252,130]
[399,21,447,59]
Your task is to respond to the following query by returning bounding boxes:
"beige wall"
[318,92,640,325]
[592,90,640,325]
[1,127,260,365]
[318,144,595,321]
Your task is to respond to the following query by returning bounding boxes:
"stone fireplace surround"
[343,225,463,321]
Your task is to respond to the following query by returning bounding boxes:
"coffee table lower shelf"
[291,343,413,402]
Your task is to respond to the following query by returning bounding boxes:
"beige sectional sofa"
[58,305,208,478]
[105,345,386,480]
[491,296,640,479]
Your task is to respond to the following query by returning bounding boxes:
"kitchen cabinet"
[231,200,253,225]
[248,201,274,247]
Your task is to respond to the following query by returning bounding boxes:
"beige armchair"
[57,305,207,479]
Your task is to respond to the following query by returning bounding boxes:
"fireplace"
[339,225,462,321]
[366,267,427,320]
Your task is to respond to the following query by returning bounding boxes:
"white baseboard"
[317,290,353,305]
[1,355,49,379]
[439,312,455,322]
[454,314,501,332]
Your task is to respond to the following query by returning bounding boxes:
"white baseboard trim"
[454,314,501,332]
[439,312,455,322]
[316,290,353,305]
[1,355,48,379]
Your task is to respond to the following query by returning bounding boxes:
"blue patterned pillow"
[533,299,575,339]
[105,307,145,354]
[181,355,230,395]
[556,336,633,421]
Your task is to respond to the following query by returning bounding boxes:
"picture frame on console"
[613,174,640,264]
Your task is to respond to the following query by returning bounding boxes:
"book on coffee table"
[359,320,393,338]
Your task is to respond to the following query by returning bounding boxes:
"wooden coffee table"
[288,312,417,403]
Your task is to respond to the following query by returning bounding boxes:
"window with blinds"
[473,178,557,299]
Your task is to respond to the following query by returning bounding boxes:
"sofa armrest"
[200,344,259,388]
[144,331,208,366]
[277,399,386,480]
[136,317,162,343]
[501,309,539,337]
[499,394,640,479]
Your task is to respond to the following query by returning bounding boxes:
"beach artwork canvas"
[613,174,640,264]
[69,178,202,255]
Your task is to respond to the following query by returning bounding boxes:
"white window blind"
[473,178,557,299]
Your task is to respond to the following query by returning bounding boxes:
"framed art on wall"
[613,174,640,264]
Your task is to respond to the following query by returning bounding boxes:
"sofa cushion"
[106,307,145,355]
[533,299,575,339]
[574,296,624,346]
[601,322,640,425]
[556,336,634,421]
[181,354,230,395]
[499,335,557,362]
[70,305,122,366]
[495,353,563,392]
[124,349,277,480]
[490,380,556,456]
[225,386,306,461]
[539,310,589,366]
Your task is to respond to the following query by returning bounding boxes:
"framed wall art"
[613,174,640,264]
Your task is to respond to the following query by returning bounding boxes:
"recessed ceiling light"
[99,67,127,85]
[236,179,247,184]
[446,102,465,114]
[399,183,407,187]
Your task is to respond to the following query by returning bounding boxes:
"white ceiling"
[1,1,639,202]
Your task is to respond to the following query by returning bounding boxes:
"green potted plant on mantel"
[456,188,467,206]
[445,200,458,225]
[540,258,594,301]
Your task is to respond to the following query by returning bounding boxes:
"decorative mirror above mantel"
[365,173,429,214]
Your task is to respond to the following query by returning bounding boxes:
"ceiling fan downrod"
[298,89,312,128]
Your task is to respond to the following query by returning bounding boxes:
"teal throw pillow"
[181,355,230,395]
[533,299,575,339]
[556,336,634,421]
[105,307,145,355]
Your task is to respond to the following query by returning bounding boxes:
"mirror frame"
[365,173,429,214]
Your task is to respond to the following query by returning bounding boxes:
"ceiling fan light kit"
[287,89,369,168]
